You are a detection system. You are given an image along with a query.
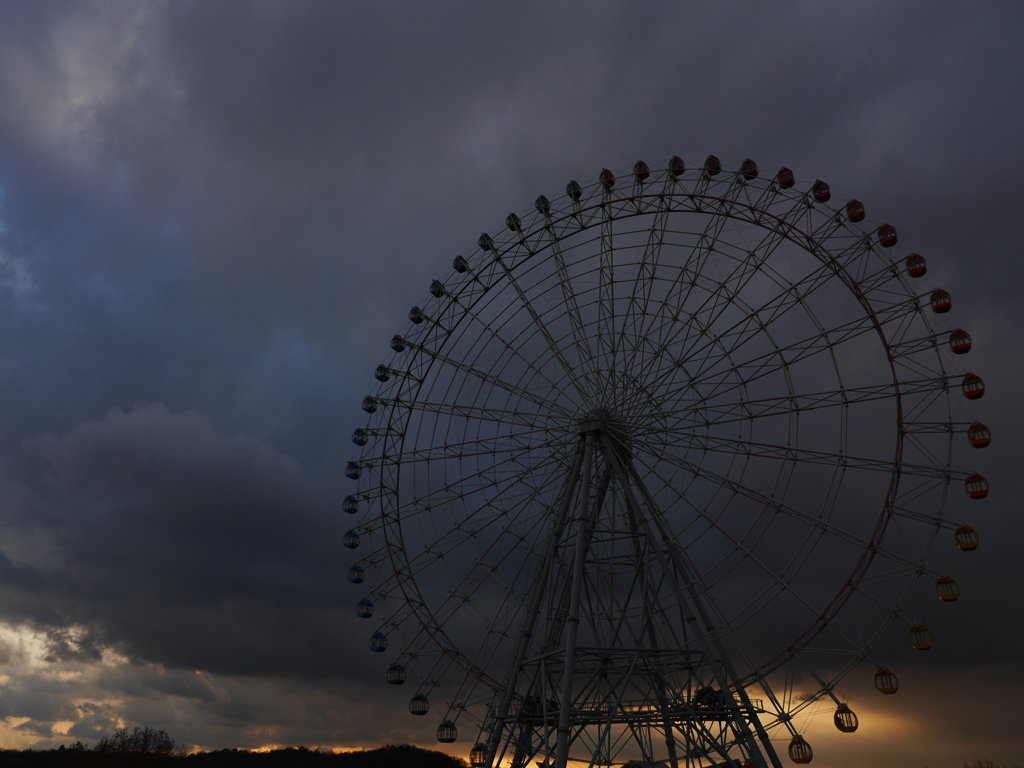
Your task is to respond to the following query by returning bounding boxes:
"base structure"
[480,421,782,768]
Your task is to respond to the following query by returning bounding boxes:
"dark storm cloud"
[0,0,1019,761]
[1,404,364,679]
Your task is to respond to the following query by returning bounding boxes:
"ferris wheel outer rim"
[354,159,967,708]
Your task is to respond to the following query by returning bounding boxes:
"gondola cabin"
[470,743,487,767]
[906,253,927,277]
[704,155,722,177]
[936,575,960,602]
[633,161,650,182]
[342,495,358,514]
[342,530,360,549]
[834,703,858,733]
[874,667,898,694]
[600,168,616,189]
[908,623,933,650]
[962,373,985,400]
[955,524,980,551]
[776,167,795,189]
[877,224,898,247]
[409,694,429,715]
[967,422,990,448]
[845,200,865,222]
[436,721,458,744]
[356,599,374,618]
[930,289,952,313]
[965,472,989,499]
[387,663,406,685]
[949,329,972,354]
[740,159,758,181]
[369,632,387,652]
[345,462,362,480]
[812,179,831,203]
[346,565,364,584]
[788,736,813,764]
[669,156,685,176]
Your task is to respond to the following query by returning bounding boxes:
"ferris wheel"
[343,156,987,768]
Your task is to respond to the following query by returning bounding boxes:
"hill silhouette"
[0,743,468,768]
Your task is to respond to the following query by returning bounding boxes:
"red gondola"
[962,373,985,400]
[740,159,758,181]
[930,289,952,313]
[812,179,831,203]
[965,472,989,500]
[600,168,616,189]
[669,156,685,176]
[845,200,865,222]
[905,253,927,277]
[948,329,972,354]
[775,167,795,189]
[877,224,898,247]
[967,422,990,448]
[633,161,650,182]
[704,155,722,177]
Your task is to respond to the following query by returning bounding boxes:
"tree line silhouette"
[0,728,468,768]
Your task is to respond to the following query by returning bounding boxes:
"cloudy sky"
[0,1,1021,765]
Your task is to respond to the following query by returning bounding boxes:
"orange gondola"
[877,224,898,247]
[874,666,899,694]
[955,524,979,551]
[845,200,865,222]
[936,575,960,602]
[834,703,859,733]
[909,623,933,650]
[788,736,813,764]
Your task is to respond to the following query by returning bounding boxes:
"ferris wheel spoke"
[643,218,807,387]
[399,333,577,420]
[376,425,558,465]
[643,199,743,359]
[626,449,857,644]
[488,247,593,401]
[652,433,953,481]
[538,212,601,391]
[375,396,574,432]
[641,447,940,578]
[617,180,674,377]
